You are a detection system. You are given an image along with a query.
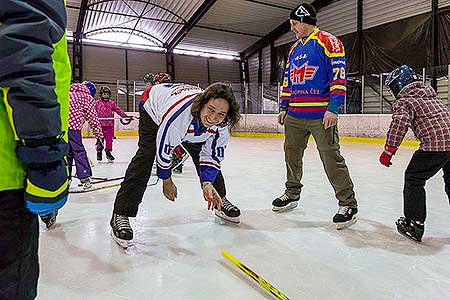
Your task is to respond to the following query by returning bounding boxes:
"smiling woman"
[109,81,242,249]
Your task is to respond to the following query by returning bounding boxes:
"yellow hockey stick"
[221,250,290,300]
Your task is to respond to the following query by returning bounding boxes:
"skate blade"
[335,216,357,230]
[214,209,240,224]
[110,230,131,249]
[396,227,422,242]
[272,201,298,212]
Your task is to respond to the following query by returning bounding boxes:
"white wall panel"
[363,0,431,29]
[209,59,240,83]
[174,55,208,85]
[127,50,166,82]
[317,0,357,36]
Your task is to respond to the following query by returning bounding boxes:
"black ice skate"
[172,163,183,173]
[214,197,241,224]
[333,206,358,230]
[80,177,92,190]
[40,211,58,229]
[110,213,133,248]
[396,217,424,242]
[97,150,102,161]
[105,151,115,162]
[272,194,299,212]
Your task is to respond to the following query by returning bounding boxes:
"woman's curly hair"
[191,83,241,128]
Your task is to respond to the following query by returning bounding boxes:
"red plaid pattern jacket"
[386,82,450,151]
[68,84,104,139]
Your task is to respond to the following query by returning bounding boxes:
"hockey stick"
[70,177,159,193]
[221,250,290,300]
[77,176,125,187]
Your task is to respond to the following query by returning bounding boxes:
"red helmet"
[153,72,172,84]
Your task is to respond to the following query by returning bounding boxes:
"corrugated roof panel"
[66,0,82,7]
[363,0,431,30]
[440,0,450,8]
[317,0,357,36]
[84,0,204,44]
[66,7,80,32]
[248,0,311,8]
[197,0,289,36]
[177,27,259,55]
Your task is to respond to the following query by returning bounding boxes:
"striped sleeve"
[155,97,193,180]
[280,43,297,110]
[199,126,230,183]
[323,35,346,115]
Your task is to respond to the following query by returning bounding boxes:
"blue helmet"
[385,65,420,98]
[82,81,97,97]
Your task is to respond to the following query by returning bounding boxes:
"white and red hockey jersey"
[143,83,230,182]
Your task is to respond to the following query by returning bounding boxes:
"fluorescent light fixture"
[173,49,239,60]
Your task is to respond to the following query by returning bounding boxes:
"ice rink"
[37,136,450,300]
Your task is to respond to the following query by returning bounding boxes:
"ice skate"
[97,149,102,161]
[396,217,424,242]
[40,211,58,229]
[214,197,241,224]
[333,206,358,230]
[272,194,299,212]
[80,177,92,190]
[106,151,115,163]
[110,213,133,248]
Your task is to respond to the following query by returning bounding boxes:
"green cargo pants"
[283,115,357,207]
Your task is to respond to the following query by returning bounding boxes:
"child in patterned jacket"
[68,81,104,190]
[95,86,131,162]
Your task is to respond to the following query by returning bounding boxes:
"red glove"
[379,145,398,167]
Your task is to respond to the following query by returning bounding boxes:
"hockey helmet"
[153,72,172,84]
[82,81,97,97]
[385,65,420,98]
[99,85,111,95]
[143,73,155,84]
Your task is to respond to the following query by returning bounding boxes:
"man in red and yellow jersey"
[273,3,358,230]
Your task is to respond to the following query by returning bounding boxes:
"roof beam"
[167,0,217,51]
[75,0,89,39]
[240,0,335,59]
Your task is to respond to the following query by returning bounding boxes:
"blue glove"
[16,140,69,215]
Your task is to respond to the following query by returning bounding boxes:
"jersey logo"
[290,62,318,85]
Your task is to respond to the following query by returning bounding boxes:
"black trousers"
[113,106,226,217]
[0,190,39,300]
[403,150,450,222]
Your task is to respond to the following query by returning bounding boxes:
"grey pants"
[283,115,357,207]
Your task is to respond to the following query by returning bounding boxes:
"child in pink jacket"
[95,86,130,162]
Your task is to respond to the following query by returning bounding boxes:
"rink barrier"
[81,113,420,147]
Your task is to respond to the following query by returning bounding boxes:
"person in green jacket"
[0,1,71,299]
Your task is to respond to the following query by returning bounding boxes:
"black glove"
[16,139,69,215]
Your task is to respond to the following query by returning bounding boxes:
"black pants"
[113,106,226,217]
[403,150,450,222]
[0,190,39,300]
